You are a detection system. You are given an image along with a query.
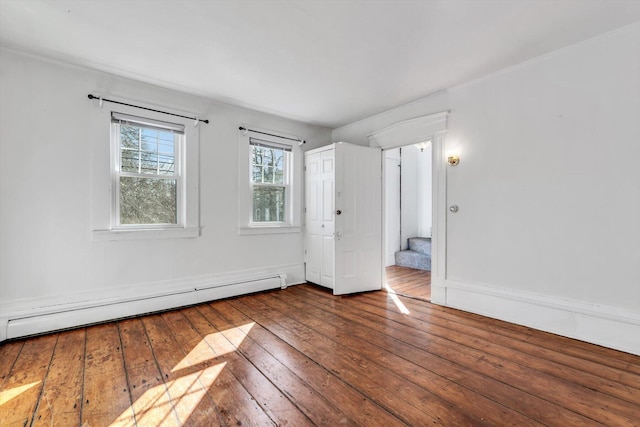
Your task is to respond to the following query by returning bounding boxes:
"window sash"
[250,143,289,187]
[113,119,183,228]
[249,139,291,224]
[251,183,288,223]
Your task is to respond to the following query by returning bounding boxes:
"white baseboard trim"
[0,263,304,341]
[437,279,640,356]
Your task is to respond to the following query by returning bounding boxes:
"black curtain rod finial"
[87,93,208,124]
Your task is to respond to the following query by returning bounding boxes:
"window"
[250,138,291,223]
[237,127,301,235]
[112,112,183,228]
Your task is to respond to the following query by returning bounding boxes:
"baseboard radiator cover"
[2,274,287,341]
[438,279,640,356]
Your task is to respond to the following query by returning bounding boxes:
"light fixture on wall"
[414,141,429,152]
[447,155,460,166]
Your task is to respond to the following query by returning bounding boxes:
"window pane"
[274,168,284,184]
[253,186,286,222]
[120,125,139,149]
[158,154,175,175]
[251,146,285,184]
[140,151,158,174]
[140,132,155,152]
[252,165,263,183]
[121,149,139,173]
[263,166,274,183]
[158,137,175,154]
[120,177,177,224]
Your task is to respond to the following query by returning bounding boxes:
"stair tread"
[395,249,431,271]
[407,237,432,255]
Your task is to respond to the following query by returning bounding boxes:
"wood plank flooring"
[1,284,639,426]
[385,265,431,300]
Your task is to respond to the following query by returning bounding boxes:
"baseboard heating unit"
[2,274,287,341]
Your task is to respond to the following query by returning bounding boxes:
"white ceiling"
[1,1,640,128]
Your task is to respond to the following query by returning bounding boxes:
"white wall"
[445,23,640,309]
[333,23,640,354]
[0,49,331,338]
[385,148,401,266]
[399,144,432,246]
[416,144,432,238]
[400,147,419,249]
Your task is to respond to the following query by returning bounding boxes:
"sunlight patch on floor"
[171,322,255,372]
[384,284,411,314]
[110,362,227,426]
[0,381,41,406]
[109,322,255,426]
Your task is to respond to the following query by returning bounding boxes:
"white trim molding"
[368,111,449,150]
[93,226,200,240]
[372,112,449,302]
[440,279,640,356]
[0,263,305,341]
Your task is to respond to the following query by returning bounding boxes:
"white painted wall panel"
[331,23,640,353]
[445,23,640,311]
[0,49,331,338]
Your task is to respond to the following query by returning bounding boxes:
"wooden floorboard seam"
[116,322,138,427]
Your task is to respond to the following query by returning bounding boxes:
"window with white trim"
[250,137,291,224]
[112,112,184,227]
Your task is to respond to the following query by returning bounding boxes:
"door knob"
[449,205,459,213]
[336,210,342,215]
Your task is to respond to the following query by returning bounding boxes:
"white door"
[305,148,335,288]
[334,143,382,294]
[305,150,322,285]
[320,149,335,288]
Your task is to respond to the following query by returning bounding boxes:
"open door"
[305,148,335,288]
[333,143,382,294]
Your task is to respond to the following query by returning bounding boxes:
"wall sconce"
[447,155,460,166]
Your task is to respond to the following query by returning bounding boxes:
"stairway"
[395,237,431,271]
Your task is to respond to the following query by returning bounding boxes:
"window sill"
[92,227,200,241]
[238,225,301,235]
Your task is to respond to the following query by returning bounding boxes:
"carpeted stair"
[394,237,431,271]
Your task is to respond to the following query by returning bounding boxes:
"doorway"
[384,143,432,301]
[367,111,448,305]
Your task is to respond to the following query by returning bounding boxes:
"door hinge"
[304,207,307,213]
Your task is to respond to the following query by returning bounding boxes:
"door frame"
[368,112,449,304]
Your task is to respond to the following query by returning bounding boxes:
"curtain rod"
[239,126,304,144]
[87,94,209,124]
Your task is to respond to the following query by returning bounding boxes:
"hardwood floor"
[1,285,639,426]
[385,265,431,300]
